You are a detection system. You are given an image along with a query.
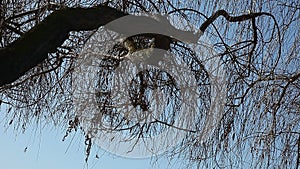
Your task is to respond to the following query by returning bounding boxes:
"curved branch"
[0,5,197,87]
[0,7,279,88]
[199,10,270,33]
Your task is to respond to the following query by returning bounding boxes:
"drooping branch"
[198,10,281,78]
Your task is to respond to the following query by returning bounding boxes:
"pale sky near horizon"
[0,112,180,169]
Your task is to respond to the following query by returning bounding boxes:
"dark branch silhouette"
[0,6,126,86]
[200,10,272,33]
[0,6,273,87]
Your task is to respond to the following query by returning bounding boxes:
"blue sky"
[0,111,176,169]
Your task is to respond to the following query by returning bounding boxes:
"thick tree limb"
[0,7,276,87]
[0,6,126,86]
[0,5,197,87]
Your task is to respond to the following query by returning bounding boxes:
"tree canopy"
[0,0,299,168]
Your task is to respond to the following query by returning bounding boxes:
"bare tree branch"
[200,10,272,33]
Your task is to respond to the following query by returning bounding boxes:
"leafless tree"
[0,0,299,168]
